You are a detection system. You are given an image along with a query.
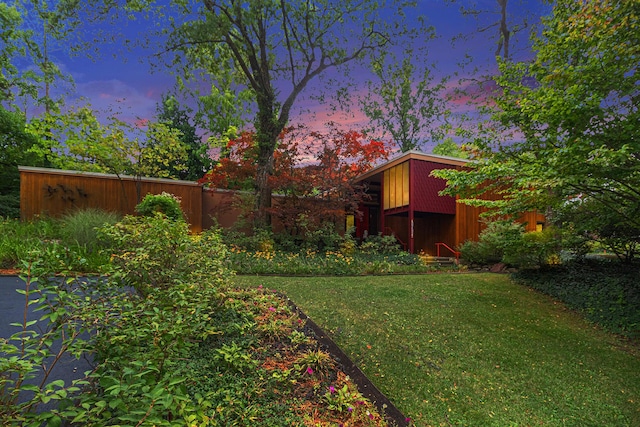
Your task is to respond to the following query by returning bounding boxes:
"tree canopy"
[434,0,640,258]
[200,125,389,234]
[58,0,423,226]
[360,47,447,152]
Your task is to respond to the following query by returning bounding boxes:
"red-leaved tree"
[200,125,389,237]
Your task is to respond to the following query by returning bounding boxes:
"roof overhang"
[354,150,468,184]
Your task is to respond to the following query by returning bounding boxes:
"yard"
[233,274,640,427]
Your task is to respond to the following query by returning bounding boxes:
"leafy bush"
[135,192,184,221]
[0,217,60,269]
[513,259,640,337]
[360,233,402,254]
[98,213,231,296]
[0,193,20,219]
[3,239,389,425]
[226,247,449,275]
[459,221,560,268]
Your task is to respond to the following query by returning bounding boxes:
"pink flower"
[347,407,353,413]
[306,367,313,375]
[329,386,336,394]
[268,306,276,312]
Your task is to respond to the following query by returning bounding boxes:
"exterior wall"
[414,213,456,255]
[201,189,289,234]
[19,167,203,232]
[410,160,456,215]
[455,198,545,247]
[202,188,245,230]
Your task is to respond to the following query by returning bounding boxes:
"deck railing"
[435,242,460,261]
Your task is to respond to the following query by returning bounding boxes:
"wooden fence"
[19,167,308,234]
[19,166,204,232]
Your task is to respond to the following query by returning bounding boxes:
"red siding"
[410,160,456,214]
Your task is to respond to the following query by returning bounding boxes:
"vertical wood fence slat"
[19,167,203,232]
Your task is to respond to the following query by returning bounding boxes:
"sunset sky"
[25,0,550,152]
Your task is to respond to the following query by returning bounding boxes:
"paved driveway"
[1,275,93,412]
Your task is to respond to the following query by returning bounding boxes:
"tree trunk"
[255,142,275,227]
[254,89,284,229]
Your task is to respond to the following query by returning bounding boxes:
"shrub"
[0,217,60,269]
[135,192,184,221]
[98,213,232,296]
[360,233,402,255]
[459,221,560,268]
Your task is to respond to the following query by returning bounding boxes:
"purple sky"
[27,0,550,151]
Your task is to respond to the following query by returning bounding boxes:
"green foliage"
[155,94,213,181]
[0,107,43,218]
[60,208,120,251]
[0,2,71,107]
[226,247,445,276]
[135,192,184,221]
[433,0,640,259]
[513,260,640,337]
[0,191,20,219]
[360,233,403,255]
[459,221,559,268]
[98,213,231,297]
[432,137,469,159]
[0,217,59,269]
[0,216,114,273]
[1,264,96,425]
[361,46,447,152]
[26,106,188,181]
[3,216,391,426]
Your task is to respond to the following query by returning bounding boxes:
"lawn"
[233,273,640,427]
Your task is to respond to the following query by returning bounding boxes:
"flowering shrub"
[98,213,231,296]
[226,246,452,275]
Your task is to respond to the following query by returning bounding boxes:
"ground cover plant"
[513,259,640,338]
[1,213,393,426]
[0,211,117,273]
[221,227,457,276]
[233,274,640,427]
[225,246,450,276]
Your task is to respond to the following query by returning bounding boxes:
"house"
[351,150,544,255]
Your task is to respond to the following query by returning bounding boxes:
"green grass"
[232,273,640,427]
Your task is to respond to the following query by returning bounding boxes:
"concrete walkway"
[0,275,93,412]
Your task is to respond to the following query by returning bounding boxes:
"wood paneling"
[20,167,203,232]
[454,194,545,248]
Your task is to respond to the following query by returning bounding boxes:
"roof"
[18,166,203,187]
[354,150,468,183]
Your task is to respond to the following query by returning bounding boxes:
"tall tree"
[0,2,74,216]
[58,0,421,227]
[360,47,447,152]
[156,94,212,181]
[434,0,640,258]
[27,105,188,203]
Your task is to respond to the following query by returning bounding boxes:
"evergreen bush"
[135,192,184,221]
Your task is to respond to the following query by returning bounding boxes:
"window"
[383,161,409,210]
